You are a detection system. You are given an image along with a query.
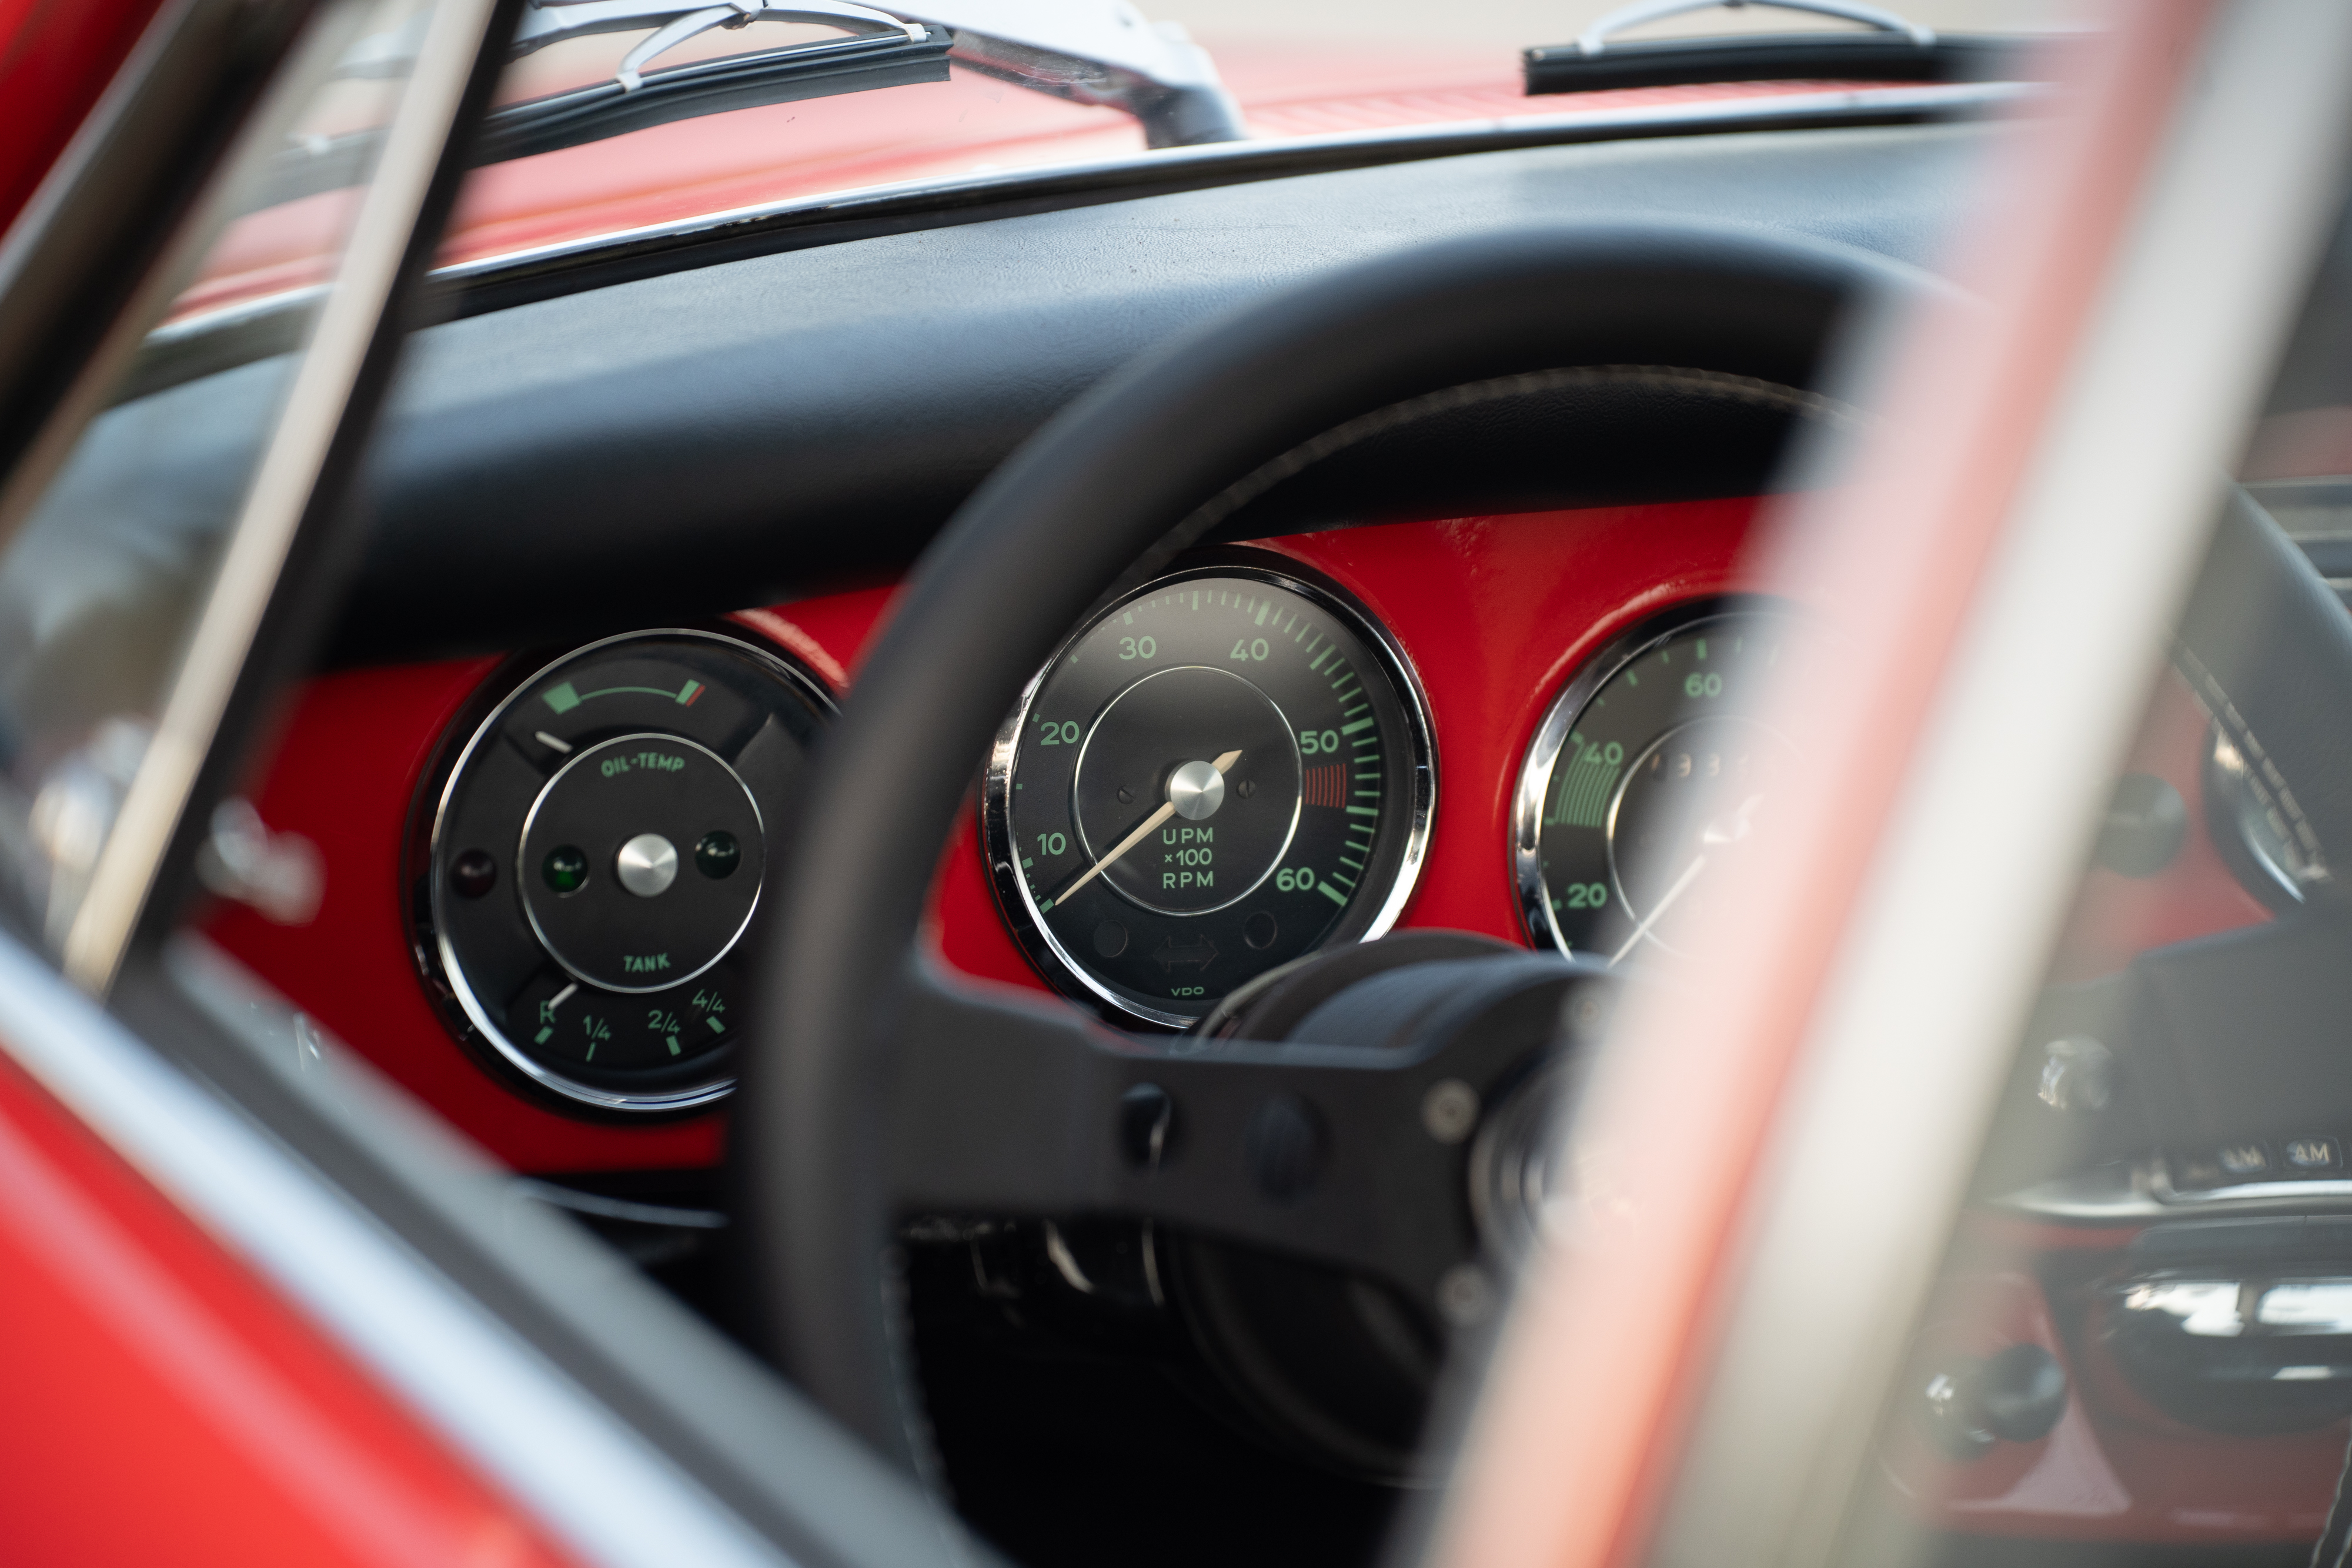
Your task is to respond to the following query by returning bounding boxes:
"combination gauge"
[985,559,1435,1028]
[409,628,833,1113]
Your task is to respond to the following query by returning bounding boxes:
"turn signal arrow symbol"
[1153,935,1218,972]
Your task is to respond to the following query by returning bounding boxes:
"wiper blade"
[1524,0,2055,97]
[1525,31,2034,95]
[479,25,950,165]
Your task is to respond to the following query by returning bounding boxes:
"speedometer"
[984,560,1434,1027]
[1514,601,1802,964]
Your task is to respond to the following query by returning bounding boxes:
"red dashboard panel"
[934,500,1769,989]
[199,498,2314,1546]
[206,501,1764,1172]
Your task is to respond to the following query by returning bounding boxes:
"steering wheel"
[741,220,1930,1470]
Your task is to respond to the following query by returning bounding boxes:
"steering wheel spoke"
[892,963,1488,1302]
[751,224,1911,1463]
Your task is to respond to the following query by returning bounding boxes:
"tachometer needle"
[1041,749,1241,911]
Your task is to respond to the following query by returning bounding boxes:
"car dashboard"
[135,106,2314,1558]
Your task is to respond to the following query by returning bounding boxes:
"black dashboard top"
[48,121,1996,669]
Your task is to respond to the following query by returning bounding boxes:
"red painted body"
[0,0,167,240]
[0,1050,582,1567]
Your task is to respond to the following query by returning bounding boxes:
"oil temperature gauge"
[409,628,833,1113]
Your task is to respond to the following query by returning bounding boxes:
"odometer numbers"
[985,563,1434,1028]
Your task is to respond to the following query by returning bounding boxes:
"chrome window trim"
[59,0,506,995]
[0,928,793,1568]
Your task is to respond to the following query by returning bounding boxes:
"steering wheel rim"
[742,220,1935,1469]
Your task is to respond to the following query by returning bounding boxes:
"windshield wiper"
[249,0,1241,215]
[484,21,952,165]
[1524,0,2053,96]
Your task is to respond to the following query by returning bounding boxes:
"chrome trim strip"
[62,0,506,994]
[1999,1161,2352,1221]
[433,80,2030,290]
[0,930,791,1568]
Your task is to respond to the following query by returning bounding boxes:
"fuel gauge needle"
[1041,749,1241,911]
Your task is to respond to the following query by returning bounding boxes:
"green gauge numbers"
[413,629,833,1114]
[985,564,1435,1028]
[1514,603,1801,964]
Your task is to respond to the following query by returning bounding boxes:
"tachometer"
[985,561,1434,1027]
[1514,602,1800,963]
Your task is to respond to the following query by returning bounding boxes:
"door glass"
[0,0,443,957]
[1836,189,2352,1568]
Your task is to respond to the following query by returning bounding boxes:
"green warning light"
[694,831,740,879]
[542,844,589,893]
[543,681,582,714]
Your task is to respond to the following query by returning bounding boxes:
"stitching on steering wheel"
[1174,363,1869,543]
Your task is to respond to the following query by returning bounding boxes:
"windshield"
[175,0,2089,322]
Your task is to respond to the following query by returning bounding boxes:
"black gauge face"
[987,564,1435,1028]
[1515,605,1801,964]
[413,630,833,1113]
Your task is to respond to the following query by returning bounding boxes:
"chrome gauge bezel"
[983,557,1438,1029]
[1512,596,1793,959]
[413,626,836,1115]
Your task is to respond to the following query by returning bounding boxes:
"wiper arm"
[513,0,924,88]
[481,23,951,166]
[247,0,1241,216]
[250,5,949,212]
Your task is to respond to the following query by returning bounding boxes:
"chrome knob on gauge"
[1513,601,1805,964]
[985,560,1435,1028]
[408,629,834,1114]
